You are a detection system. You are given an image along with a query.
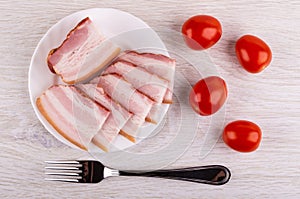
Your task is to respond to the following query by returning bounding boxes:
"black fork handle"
[119,165,230,185]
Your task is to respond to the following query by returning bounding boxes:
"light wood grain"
[1,0,300,198]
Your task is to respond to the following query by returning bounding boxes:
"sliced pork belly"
[119,114,145,142]
[96,74,154,119]
[36,85,110,150]
[76,84,132,151]
[147,104,163,124]
[102,61,169,124]
[47,17,120,84]
[91,74,154,140]
[103,61,169,103]
[117,51,176,103]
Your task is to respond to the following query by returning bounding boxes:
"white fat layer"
[45,90,90,146]
[45,87,108,147]
[56,28,103,74]
[120,54,175,82]
[105,62,168,103]
[121,114,145,137]
[77,84,131,120]
[164,89,173,101]
[93,112,128,146]
[40,95,80,141]
[63,87,109,131]
[77,84,132,147]
[78,84,131,127]
[77,84,110,108]
[100,75,153,119]
[92,133,110,149]
[100,116,122,141]
[65,41,119,82]
[120,54,175,101]
[147,104,163,122]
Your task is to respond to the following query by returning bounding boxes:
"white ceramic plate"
[28,8,170,152]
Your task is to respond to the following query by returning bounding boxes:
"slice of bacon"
[76,84,132,151]
[103,61,169,103]
[47,17,120,84]
[36,85,110,150]
[91,74,154,140]
[96,74,154,119]
[117,51,176,103]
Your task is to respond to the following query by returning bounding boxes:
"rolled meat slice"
[117,51,176,103]
[36,85,110,150]
[92,74,154,141]
[76,84,132,151]
[47,17,120,84]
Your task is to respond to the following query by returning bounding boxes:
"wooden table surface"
[1,0,300,198]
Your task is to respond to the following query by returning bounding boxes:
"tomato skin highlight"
[189,76,227,116]
[223,120,262,152]
[235,35,272,73]
[182,15,222,50]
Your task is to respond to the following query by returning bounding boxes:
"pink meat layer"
[117,51,176,103]
[103,61,169,103]
[91,74,154,137]
[76,84,132,151]
[36,85,110,150]
[96,74,154,119]
[47,17,120,84]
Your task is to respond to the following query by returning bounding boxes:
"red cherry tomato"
[189,76,227,116]
[182,15,222,50]
[223,120,262,152]
[235,35,272,73]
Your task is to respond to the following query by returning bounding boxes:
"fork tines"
[45,160,83,183]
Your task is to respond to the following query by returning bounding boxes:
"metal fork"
[45,160,231,185]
